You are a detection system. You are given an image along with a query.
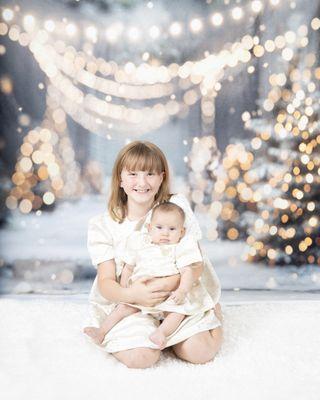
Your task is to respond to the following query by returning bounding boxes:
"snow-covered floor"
[1,295,319,400]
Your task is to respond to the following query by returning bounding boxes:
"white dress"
[87,193,221,353]
[122,232,215,316]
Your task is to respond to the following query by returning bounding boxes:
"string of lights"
[0,1,297,47]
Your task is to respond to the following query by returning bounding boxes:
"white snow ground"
[1,295,320,400]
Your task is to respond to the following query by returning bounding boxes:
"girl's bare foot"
[149,330,167,350]
[213,303,223,323]
[83,327,106,345]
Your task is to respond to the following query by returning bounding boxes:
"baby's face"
[148,210,185,245]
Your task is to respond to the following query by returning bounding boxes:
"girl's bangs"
[122,148,163,173]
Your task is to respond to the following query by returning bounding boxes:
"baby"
[84,202,214,349]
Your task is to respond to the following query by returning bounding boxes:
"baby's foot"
[83,327,106,345]
[149,330,167,350]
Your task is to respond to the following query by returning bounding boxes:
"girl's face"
[120,169,164,207]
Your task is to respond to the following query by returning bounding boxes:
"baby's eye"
[170,227,176,231]
[156,225,162,229]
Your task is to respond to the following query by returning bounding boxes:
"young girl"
[86,141,222,368]
[84,202,215,349]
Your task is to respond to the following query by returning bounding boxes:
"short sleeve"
[121,233,138,266]
[87,214,114,268]
[170,193,202,240]
[175,235,203,269]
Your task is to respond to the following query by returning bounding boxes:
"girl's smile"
[120,169,164,205]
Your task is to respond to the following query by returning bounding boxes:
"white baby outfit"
[122,232,215,316]
[87,193,221,353]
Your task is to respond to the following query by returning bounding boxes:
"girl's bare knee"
[127,348,160,369]
[173,330,222,364]
[115,348,160,369]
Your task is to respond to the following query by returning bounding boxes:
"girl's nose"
[137,173,147,186]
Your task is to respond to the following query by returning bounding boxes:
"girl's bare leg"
[84,304,139,345]
[113,348,161,369]
[149,312,185,350]
[172,303,223,364]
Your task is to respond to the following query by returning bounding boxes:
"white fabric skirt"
[87,255,221,353]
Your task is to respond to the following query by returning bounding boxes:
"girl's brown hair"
[108,141,171,222]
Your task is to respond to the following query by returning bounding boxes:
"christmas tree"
[213,139,259,241]
[6,97,83,213]
[245,63,320,266]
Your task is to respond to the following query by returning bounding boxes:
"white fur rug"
[1,297,319,400]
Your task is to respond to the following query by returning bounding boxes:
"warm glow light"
[211,13,223,26]
[190,18,203,33]
[2,9,14,22]
[105,22,123,42]
[43,191,55,205]
[311,18,320,30]
[251,1,263,13]
[66,23,77,36]
[127,27,141,42]
[85,26,97,41]
[169,22,182,36]
[44,20,55,32]
[23,15,35,31]
[231,7,243,20]
[282,47,294,61]
[149,25,160,39]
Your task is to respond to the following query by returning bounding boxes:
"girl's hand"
[168,289,187,305]
[130,276,170,307]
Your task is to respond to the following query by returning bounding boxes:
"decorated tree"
[213,139,260,241]
[245,63,320,266]
[6,97,83,213]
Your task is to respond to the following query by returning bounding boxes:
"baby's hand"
[169,289,187,305]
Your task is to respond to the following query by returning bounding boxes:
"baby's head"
[148,202,185,245]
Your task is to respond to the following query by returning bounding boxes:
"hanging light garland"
[0,1,296,48]
[1,1,320,214]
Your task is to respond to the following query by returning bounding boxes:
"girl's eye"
[129,172,137,176]
[148,172,155,176]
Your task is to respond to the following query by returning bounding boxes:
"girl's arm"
[119,264,134,287]
[188,260,203,281]
[97,259,133,303]
[97,260,170,307]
